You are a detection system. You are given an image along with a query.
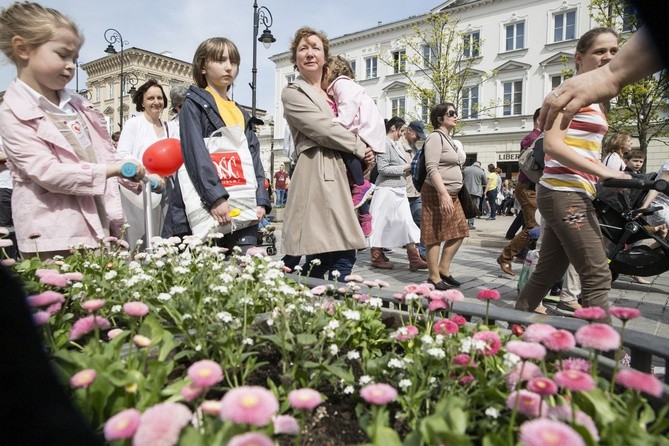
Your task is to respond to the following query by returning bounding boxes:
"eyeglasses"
[447,110,458,118]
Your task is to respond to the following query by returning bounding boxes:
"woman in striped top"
[515,28,628,323]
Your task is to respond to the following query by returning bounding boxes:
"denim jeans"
[515,186,611,323]
[304,249,356,282]
[408,196,426,258]
[485,190,498,218]
[275,189,287,206]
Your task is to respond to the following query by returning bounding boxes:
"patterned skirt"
[420,182,469,245]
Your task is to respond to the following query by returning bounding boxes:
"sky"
[0,0,434,114]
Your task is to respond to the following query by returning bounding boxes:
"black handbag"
[459,183,479,219]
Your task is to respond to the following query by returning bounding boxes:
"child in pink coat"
[0,2,144,259]
[324,56,386,237]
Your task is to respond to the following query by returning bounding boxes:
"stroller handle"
[601,178,668,193]
[121,162,161,191]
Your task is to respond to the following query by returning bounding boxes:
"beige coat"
[281,77,368,256]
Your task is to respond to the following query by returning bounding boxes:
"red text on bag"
[210,152,247,187]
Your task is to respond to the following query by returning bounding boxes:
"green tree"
[379,12,488,125]
[590,0,669,159]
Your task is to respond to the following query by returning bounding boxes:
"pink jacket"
[327,76,386,154]
[0,81,125,253]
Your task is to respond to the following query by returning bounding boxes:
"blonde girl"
[0,2,144,259]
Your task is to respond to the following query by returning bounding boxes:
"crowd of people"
[0,1,667,318]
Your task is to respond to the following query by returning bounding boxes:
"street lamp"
[104,28,129,130]
[250,0,276,124]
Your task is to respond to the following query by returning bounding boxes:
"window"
[551,74,565,90]
[392,49,406,74]
[349,59,357,78]
[422,45,437,68]
[286,73,295,84]
[461,86,479,119]
[420,97,431,123]
[553,10,576,42]
[108,81,114,98]
[391,97,405,118]
[505,22,525,51]
[463,32,480,58]
[95,86,101,102]
[365,56,378,79]
[503,80,523,116]
[622,5,637,32]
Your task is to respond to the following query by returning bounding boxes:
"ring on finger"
[552,91,560,99]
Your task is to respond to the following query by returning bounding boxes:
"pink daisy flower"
[180,384,205,402]
[450,314,467,326]
[609,306,641,321]
[46,302,62,315]
[523,323,557,343]
[228,432,273,446]
[473,330,502,356]
[123,301,149,317]
[103,408,141,442]
[107,328,124,340]
[506,390,546,418]
[310,285,328,295]
[27,290,65,308]
[553,370,596,392]
[548,405,600,442]
[452,353,473,366]
[393,325,419,341]
[273,414,300,435]
[0,239,13,247]
[416,283,433,295]
[360,383,398,405]
[375,279,390,288]
[133,335,152,348]
[459,374,475,385]
[527,377,558,396]
[542,330,576,351]
[62,272,83,282]
[560,357,591,373]
[428,290,447,301]
[428,299,449,312]
[68,315,111,341]
[220,386,279,427]
[574,307,607,321]
[33,311,50,326]
[81,299,106,313]
[344,274,363,283]
[506,362,543,390]
[575,323,620,351]
[444,289,465,303]
[35,268,57,278]
[133,402,192,446]
[433,319,459,336]
[519,419,585,446]
[477,289,500,300]
[188,360,223,388]
[39,273,69,287]
[199,400,222,416]
[615,369,663,397]
[70,369,96,388]
[287,388,323,410]
[506,340,546,360]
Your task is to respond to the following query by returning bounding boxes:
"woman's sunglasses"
[446,110,458,118]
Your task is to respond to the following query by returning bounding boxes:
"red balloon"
[142,138,183,176]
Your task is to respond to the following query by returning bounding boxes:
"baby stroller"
[593,176,669,281]
[257,217,277,255]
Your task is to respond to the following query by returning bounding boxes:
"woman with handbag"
[421,103,468,290]
[162,37,270,252]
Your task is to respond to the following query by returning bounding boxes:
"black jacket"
[163,86,270,237]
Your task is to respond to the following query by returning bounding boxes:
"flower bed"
[4,234,669,445]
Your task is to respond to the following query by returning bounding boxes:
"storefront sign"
[497,152,520,162]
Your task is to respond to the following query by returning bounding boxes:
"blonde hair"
[192,37,240,89]
[603,132,631,157]
[0,2,82,64]
[327,55,354,82]
[289,27,329,69]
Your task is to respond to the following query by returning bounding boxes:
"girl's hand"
[210,198,232,224]
[362,147,375,173]
[109,161,145,180]
[440,193,454,213]
[256,206,266,221]
[147,174,165,192]
[598,168,630,181]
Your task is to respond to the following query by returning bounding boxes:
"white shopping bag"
[179,125,258,239]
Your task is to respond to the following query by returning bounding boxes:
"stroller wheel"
[267,246,277,256]
[266,235,276,244]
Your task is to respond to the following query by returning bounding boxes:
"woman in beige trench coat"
[281,27,374,280]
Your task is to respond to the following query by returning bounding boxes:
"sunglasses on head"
[447,110,458,117]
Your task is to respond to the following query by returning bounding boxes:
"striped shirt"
[540,103,608,199]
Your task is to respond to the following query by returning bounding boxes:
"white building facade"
[270,0,664,176]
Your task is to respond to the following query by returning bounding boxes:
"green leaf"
[324,364,354,382]
[296,333,318,346]
[576,388,617,425]
[373,427,403,446]
[179,426,206,446]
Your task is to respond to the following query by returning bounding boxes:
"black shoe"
[439,273,461,287]
[428,278,453,291]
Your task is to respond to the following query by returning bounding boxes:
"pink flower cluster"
[187,360,223,388]
[68,315,111,341]
[433,319,459,336]
[519,419,585,446]
[360,383,398,405]
[220,386,279,426]
[132,402,192,446]
[616,369,663,397]
[477,289,500,301]
[472,330,501,356]
[123,301,149,317]
[575,323,620,351]
[287,388,322,410]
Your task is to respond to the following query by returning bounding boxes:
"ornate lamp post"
[104,28,128,130]
[251,0,276,123]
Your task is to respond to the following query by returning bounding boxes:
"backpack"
[518,135,545,183]
[411,132,445,192]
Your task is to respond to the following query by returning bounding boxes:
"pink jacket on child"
[327,76,386,154]
[0,80,125,253]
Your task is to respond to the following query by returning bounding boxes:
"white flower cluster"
[170,286,187,295]
[104,270,118,280]
[387,358,406,369]
[342,310,360,321]
[460,336,487,353]
[426,348,446,359]
[503,352,521,369]
[398,379,412,390]
[346,350,360,360]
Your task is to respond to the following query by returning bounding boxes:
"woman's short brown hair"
[192,37,241,88]
[289,27,329,69]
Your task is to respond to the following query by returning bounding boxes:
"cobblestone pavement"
[267,210,669,345]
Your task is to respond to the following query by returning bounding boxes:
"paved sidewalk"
[267,210,669,341]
